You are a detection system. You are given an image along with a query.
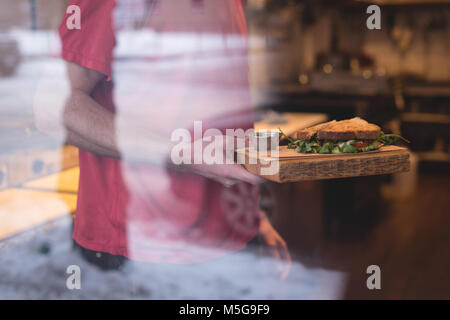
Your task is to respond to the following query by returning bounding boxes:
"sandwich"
[280,117,409,154]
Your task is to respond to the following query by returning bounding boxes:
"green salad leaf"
[377,132,410,145]
[342,142,358,153]
[319,142,333,154]
[279,128,410,155]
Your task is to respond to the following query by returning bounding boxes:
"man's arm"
[62,62,122,157]
[35,61,261,184]
[34,62,168,161]
[65,129,121,159]
[34,61,121,158]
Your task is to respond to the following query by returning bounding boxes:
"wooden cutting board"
[237,145,411,182]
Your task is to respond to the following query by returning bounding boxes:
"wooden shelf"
[401,113,450,124]
[417,151,450,163]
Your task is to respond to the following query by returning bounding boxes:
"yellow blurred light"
[323,64,333,74]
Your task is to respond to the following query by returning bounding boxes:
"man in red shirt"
[37,0,290,276]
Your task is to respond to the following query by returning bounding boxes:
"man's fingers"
[276,240,292,280]
[270,243,281,261]
[267,241,290,279]
[280,264,291,280]
[257,221,292,280]
[278,240,292,263]
[230,166,263,185]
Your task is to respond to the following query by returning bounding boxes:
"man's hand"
[258,214,292,280]
[170,134,263,186]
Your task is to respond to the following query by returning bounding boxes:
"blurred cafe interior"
[0,0,449,299]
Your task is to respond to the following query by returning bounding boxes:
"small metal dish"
[249,131,279,152]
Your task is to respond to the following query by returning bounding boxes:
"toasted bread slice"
[295,120,337,140]
[317,117,381,141]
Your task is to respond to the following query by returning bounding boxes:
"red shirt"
[59,0,259,264]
